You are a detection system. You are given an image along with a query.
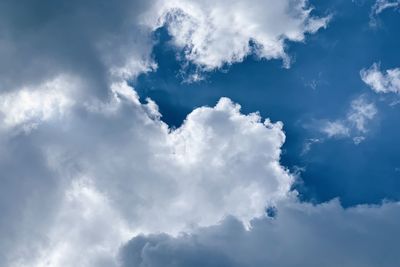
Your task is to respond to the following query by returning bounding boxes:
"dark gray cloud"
[121,200,400,267]
[0,0,156,97]
[0,133,64,266]
[121,234,235,267]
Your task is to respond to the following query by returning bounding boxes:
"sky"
[0,0,399,267]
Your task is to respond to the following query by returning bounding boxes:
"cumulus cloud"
[0,1,330,265]
[1,81,292,266]
[121,200,400,267]
[0,1,398,267]
[360,63,400,94]
[155,0,329,75]
[0,0,329,89]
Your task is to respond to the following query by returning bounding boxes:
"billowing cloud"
[361,63,400,94]
[155,0,329,75]
[1,81,292,266]
[0,0,329,89]
[121,200,400,267]
[0,1,328,265]
[1,1,398,267]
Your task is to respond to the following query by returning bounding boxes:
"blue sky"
[1,0,400,266]
[134,0,400,206]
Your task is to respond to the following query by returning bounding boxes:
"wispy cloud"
[370,0,400,27]
[318,96,377,144]
[361,63,400,94]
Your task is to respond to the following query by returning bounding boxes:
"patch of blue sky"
[133,0,400,206]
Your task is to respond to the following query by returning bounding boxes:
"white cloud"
[10,178,131,267]
[319,96,377,143]
[155,0,329,73]
[347,96,378,133]
[0,76,76,132]
[0,0,329,90]
[1,81,293,266]
[50,90,293,234]
[321,121,350,138]
[360,63,400,94]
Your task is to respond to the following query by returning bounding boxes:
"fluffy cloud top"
[156,0,329,73]
[0,0,329,89]
[361,63,400,94]
[1,81,292,266]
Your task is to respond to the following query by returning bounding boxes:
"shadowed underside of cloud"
[0,0,160,97]
[121,200,400,267]
[0,0,329,93]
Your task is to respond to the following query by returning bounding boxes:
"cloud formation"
[372,0,399,14]
[361,63,400,94]
[319,96,377,144]
[369,0,399,26]
[0,1,330,265]
[121,200,400,267]
[0,76,76,132]
[0,0,158,97]
[1,1,399,267]
[0,81,292,266]
[157,0,329,74]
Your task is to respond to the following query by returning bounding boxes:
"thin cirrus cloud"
[370,0,400,26]
[318,96,377,144]
[0,1,399,267]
